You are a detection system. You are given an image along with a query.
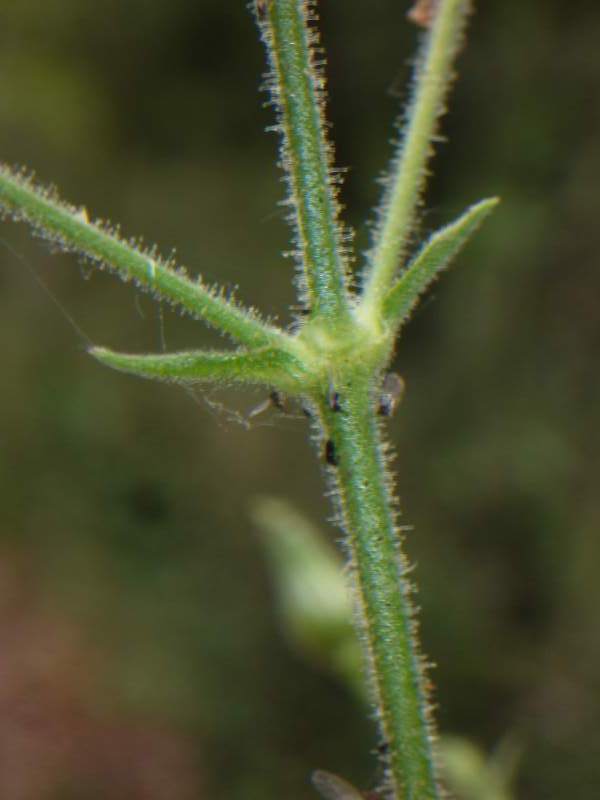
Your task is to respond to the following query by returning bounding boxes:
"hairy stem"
[318,374,440,800]
[257,0,350,321]
[362,0,471,316]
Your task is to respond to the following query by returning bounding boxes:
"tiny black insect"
[377,372,405,417]
[302,403,314,419]
[269,389,286,411]
[375,740,390,757]
[329,391,342,412]
[325,439,339,467]
[255,0,269,21]
[407,0,439,29]
[247,389,287,420]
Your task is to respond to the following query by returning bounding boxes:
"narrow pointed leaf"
[89,345,307,392]
[0,165,285,349]
[382,197,499,328]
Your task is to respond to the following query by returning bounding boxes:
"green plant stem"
[0,166,284,349]
[259,0,350,321]
[0,4,494,798]
[318,374,440,800]
[362,0,471,316]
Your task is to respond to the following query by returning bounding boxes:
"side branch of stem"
[362,0,471,315]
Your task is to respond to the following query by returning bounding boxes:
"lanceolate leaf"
[0,166,285,349]
[382,197,499,328]
[89,345,307,392]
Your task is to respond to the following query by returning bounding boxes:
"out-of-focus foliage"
[254,496,519,800]
[441,736,520,800]
[253,497,365,700]
[0,1,599,798]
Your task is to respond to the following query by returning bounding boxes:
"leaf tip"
[472,196,501,217]
[87,345,111,365]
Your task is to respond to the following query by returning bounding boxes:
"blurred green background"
[1,0,599,797]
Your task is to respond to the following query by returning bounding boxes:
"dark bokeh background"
[1,1,599,797]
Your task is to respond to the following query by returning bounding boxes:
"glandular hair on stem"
[407,0,440,29]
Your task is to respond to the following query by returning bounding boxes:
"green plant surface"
[361,0,474,317]
[0,1,498,799]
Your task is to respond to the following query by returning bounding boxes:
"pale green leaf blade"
[382,197,499,328]
[89,345,307,392]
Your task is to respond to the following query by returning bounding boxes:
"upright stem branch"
[362,0,471,316]
[319,374,440,800]
[258,0,350,322]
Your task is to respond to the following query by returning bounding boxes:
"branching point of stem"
[0,4,494,800]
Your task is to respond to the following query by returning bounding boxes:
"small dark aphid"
[327,378,342,412]
[247,389,286,420]
[325,439,338,467]
[301,403,314,419]
[407,0,439,29]
[255,0,269,21]
[375,740,389,757]
[269,389,286,411]
[377,372,405,417]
